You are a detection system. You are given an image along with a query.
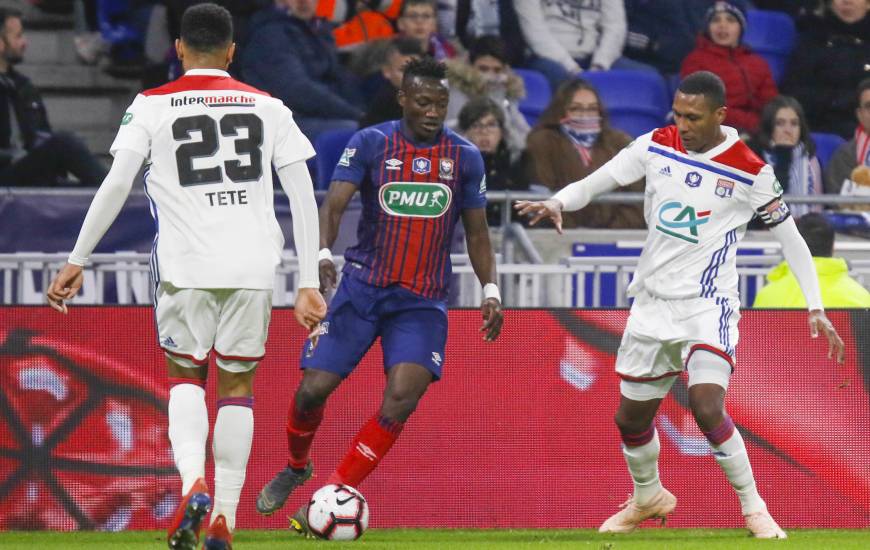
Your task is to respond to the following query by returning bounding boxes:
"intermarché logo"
[655,201,711,244]
[378,182,452,218]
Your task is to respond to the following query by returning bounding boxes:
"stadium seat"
[515,68,552,126]
[607,110,667,138]
[313,128,357,190]
[811,132,846,171]
[743,10,796,84]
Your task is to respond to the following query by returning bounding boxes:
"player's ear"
[397,88,406,108]
[226,42,236,67]
[715,105,727,125]
[175,39,184,63]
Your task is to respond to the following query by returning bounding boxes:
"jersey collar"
[183,68,230,78]
[688,126,739,160]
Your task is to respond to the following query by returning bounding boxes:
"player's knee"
[688,397,724,432]
[295,383,331,412]
[614,410,651,436]
[380,390,421,422]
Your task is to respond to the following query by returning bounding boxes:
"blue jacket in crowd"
[238,6,363,121]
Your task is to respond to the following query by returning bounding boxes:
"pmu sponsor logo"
[170,95,256,107]
[379,182,452,218]
[655,201,711,244]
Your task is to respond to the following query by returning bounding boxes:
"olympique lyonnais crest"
[438,158,454,180]
[715,178,734,198]
[412,157,431,175]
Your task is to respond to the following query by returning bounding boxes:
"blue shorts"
[300,274,448,380]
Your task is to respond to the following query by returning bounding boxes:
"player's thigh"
[155,282,219,368]
[300,281,379,379]
[380,305,448,381]
[213,288,273,373]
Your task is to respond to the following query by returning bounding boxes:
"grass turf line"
[0,529,868,549]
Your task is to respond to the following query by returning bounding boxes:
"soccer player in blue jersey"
[256,57,504,528]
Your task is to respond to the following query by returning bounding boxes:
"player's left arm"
[460,147,502,342]
[462,207,503,342]
[752,167,845,362]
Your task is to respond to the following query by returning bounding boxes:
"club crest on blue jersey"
[438,158,454,180]
[715,178,734,198]
[685,171,702,188]
[412,157,431,174]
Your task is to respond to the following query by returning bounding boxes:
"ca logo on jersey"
[655,201,711,244]
[379,182,452,218]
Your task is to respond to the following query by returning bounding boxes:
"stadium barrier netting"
[1,307,867,530]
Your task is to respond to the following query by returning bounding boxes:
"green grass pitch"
[0,529,868,549]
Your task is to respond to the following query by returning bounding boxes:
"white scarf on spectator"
[856,125,870,168]
[763,143,819,218]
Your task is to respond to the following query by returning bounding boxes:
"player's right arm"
[316,130,371,293]
[47,97,150,314]
[514,132,650,233]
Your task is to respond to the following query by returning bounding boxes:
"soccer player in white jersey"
[45,4,326,549]
[516,71,845,539]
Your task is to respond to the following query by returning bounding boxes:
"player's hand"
[46,263,84,314]
[480,297,503,342]
[808,309,845,363]
[294,287,327,331]
[513,199,564,234]
[319,259,338,295]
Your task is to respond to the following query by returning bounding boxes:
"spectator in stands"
[680,1,778,135]
[331,1,395,53]
[526,78,645,229]
[360,37,424,127]
[0,7,107,187]
[826,78,870,194]
[623,0,714,76]
[445,35,528,159]
[748,96,823,218]
[397,0,458,61]
[458,97,529,226]
[515,0,655,92]
[437,0,526,67]
[239,0,364,138]
[783,0,870,138]
[753,213,870,308]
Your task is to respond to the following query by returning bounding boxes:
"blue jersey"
[331,120,487,300]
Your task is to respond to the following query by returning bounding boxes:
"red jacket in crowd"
[680,35,778,134]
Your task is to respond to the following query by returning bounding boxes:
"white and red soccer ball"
[306,484,369,541]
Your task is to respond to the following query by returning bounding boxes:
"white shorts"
[155,282,273,372]
[616,291,739,400]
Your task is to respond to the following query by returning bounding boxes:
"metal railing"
[5,251,869,307]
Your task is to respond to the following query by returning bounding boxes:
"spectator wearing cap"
[784,0,870,139]
[826,78,870,195]
[680,0,778,134]
[445,35,529,160]
[753,213,870,308]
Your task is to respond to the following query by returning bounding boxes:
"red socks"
[286,397,324,470]
[328,414,404,487]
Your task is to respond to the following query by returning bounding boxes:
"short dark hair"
[470,35,508,64]
[796,213,835,257]
[180,3,233,53]
[458,97,505,132]
[858,77,870,103]
[386,36,425,59]
[0,7,22,30]
[402,56,447,86]
[400,0,436,16]
[678,71,726,109]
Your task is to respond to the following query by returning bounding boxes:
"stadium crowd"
[9,0,870,239]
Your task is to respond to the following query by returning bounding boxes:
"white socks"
[211,401,254,532]
[622,429,663,506]
[710,429,767,515]
[168,384,208,494]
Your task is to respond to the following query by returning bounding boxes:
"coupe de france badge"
[685,171,702,188]
[412,157,431,175]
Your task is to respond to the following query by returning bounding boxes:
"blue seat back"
[515,68,552,123]
[811,132,846,171]
[744,10,796,83]
[582,70,670,118]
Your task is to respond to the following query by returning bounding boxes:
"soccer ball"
[306,484,369,541]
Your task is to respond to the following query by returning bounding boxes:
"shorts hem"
[213,349,265,362]
[685,343,735,371]
[616,371,682,382]
[163,347,208,366]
